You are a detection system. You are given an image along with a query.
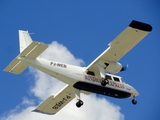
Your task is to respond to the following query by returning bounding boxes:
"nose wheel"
[76,100,84,108]
[132,98,137,105]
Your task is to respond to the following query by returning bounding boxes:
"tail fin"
[19,30,32,52]
[4,30,48,74]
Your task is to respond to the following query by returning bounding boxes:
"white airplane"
[4,20,152,115]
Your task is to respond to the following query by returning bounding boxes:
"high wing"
[32,85,75,115]
[85,20,152,74]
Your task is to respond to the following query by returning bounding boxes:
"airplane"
[4,20,152,115]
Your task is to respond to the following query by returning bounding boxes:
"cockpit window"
[113,77,120,82]
[87,71,95,76]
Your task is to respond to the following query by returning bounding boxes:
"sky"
[0,0,160,120]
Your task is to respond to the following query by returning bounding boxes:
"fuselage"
[21,57,139,99]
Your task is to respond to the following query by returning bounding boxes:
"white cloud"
[41,41,84,66]
[0,41,124,120]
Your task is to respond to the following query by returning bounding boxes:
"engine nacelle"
[105,62,122,74]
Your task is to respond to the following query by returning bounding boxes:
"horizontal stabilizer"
[4,41,48,74]
[20,41,48,59]
[4,57,28,74]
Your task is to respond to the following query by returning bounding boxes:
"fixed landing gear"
[101,79,109,86]
[97,64,109,86]
[100,75,110,86]
[132,97,137,105]
[75,88,84,108]
[76,100,84,108]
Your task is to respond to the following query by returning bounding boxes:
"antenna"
[29,32,35,34]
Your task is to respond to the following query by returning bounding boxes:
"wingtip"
[32,109,55,115]
[129,20,152,32]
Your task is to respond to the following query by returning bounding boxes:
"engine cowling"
[105,62,122,74]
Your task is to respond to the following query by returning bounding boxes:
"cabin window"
[106,75,112,80]
[113,77,120,82]
[87,71,95,76]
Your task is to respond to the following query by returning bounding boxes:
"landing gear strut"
[132,97,137,105]
[76,100,84,108]
[75,88,84,108]
[97,64,109,86]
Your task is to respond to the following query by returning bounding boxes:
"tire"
[79,100,83,106]
[132,99,137,105]
[105,79,109,84]
[76,100,84,108]
[76,102,81,108]
[101,80,106,86]
[101,79,108,86]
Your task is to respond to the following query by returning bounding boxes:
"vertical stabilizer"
[19,30,32,52]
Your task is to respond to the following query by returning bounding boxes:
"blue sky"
[0,1,160,120]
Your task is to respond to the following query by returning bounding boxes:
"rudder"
[19,30,32,52]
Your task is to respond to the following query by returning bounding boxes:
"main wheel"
[101,79,109,86]
[76,100,84,108]
[132,99,137,105]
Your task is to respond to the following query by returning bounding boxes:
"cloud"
[41,41,84,66]
[0,41,124,120]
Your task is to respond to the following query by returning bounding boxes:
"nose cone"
[134,89,139,96]
[127,84,139,97]
[132,87,139,97]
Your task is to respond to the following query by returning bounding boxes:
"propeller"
[120,64,128,72]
